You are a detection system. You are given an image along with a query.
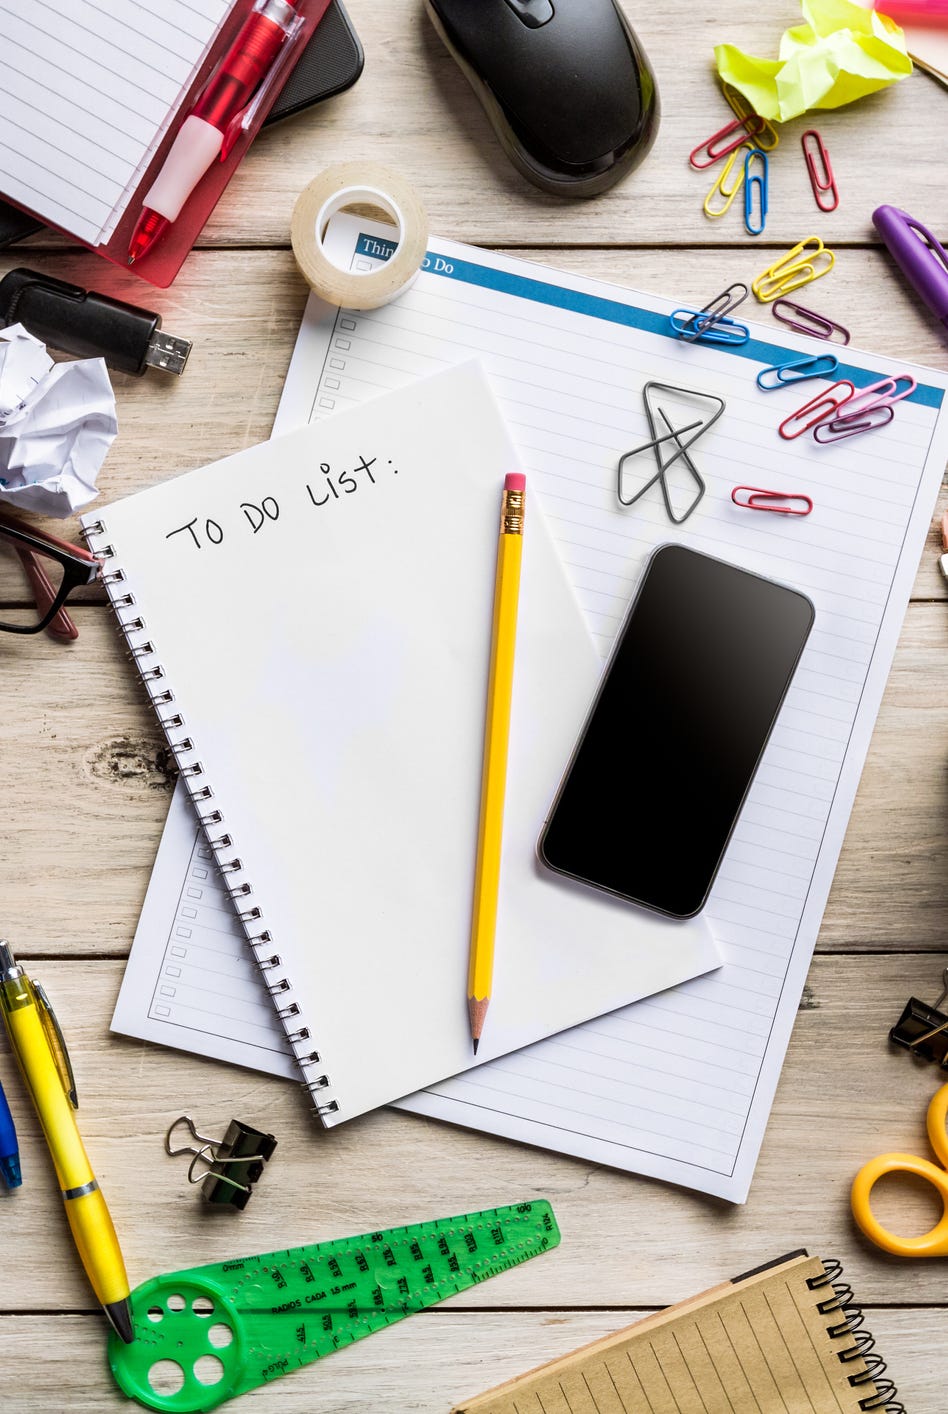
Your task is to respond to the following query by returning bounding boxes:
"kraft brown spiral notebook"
[451,1252,901,1414]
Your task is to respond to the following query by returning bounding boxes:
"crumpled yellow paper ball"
[715,0,913,123]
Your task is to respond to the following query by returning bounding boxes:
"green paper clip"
[109,1201,560,1412]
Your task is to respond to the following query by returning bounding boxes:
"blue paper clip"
[744,149,768,236]
[669,309,749,345]
[756,353,840,390]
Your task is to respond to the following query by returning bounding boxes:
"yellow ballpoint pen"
[468,472,526,1053]
[0,940,134,1343]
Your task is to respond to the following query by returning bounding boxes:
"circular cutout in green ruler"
[109,1200,560,1411]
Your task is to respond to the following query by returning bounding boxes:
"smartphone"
[263,0,364,124]
[538,544,815,918]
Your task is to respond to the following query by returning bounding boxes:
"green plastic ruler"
[109,1200,560,1412]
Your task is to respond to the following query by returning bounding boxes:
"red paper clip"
[690,114,765,169]
[801,130,839,212]
[778,380,855,439]
[732,486,813,516]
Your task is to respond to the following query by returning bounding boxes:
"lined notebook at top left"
[0,0,233,245]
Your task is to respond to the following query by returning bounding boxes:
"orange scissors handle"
[851,1084,948,1257]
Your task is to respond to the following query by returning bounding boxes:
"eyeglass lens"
[0,533,68,631]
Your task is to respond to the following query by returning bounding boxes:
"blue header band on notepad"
[356,234,399,261]
[355,234,943,410]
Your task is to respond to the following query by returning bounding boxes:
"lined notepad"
[450,1253,894,1413]
[0,0,232,245]
[113,222,948,1197]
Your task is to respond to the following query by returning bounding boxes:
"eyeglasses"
[0,512,101,639]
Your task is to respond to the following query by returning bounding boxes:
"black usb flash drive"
[0,267,192,377]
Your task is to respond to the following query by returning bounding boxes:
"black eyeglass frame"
[0,516,101,635]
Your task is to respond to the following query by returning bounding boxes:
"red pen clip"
[732,486,813,516]
[689,114,764,169]
[779,380,854,439]
[801,130,839,212]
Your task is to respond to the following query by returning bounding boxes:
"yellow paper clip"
[703,146,748,218]
[722,83,779,151]
[751,237,835,302]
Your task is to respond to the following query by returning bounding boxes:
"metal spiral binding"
[81,516,339,1122]
[807,1260,904,1413]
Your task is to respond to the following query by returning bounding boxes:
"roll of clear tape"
[290,163,429,310]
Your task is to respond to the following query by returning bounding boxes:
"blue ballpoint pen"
[0,1073,22,1189]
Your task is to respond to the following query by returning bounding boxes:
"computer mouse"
[424,0,659,198]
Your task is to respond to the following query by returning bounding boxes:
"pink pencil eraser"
[505,472,526,491]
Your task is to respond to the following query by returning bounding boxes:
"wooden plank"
[0,248,944,602]
[3,602,946,953]
[0,1306,941,1413]
[10,0,942,251]
[822,598,948,946]
[0,954,945,1316]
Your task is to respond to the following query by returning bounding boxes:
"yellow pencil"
[468,471,526,1053]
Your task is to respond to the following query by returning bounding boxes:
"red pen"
[128,0,300,265]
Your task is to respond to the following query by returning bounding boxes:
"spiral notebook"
[451,1251,901,1414]
[84,361,717,1124]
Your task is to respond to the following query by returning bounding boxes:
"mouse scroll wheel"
[503,0,555,27]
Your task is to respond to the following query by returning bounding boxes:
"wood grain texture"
[0,954,946,1320]
[3,0,948,1405]
[1,1308,943,1413]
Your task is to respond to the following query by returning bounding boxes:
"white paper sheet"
[0,324,116,515]
[98,361,718,1125]
[0,0,232,244]
[115,222,948,1197]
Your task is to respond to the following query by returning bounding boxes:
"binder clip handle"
[890,969,948,1068]
[165,1114,277,1210]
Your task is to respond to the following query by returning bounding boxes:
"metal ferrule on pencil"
[501,486,525,536]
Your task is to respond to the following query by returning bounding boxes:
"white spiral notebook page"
[98,361,718,1125]
[0,0,232,245]
[115,223,948,1197]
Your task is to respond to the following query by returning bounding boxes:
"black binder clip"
[890,968,948,1068]
[165,1114,277,1210]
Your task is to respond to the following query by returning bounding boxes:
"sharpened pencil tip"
[468,997,489,1053]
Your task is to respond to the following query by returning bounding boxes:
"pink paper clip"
[690,113,765,169]
[801,130,839,212]
[813,405,895,442]
[772,299,850,344]
[837,374,917,418]
[778,380,855,439]
[732,486,813,516]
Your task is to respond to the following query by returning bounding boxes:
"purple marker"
[873,205,948,335]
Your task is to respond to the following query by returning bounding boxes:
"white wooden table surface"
[3,2,948,1409]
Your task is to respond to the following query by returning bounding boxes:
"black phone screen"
[538,545,815,918]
